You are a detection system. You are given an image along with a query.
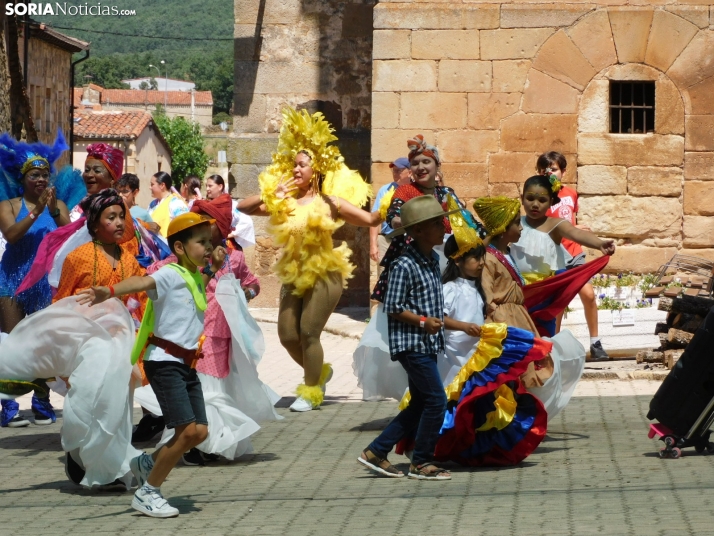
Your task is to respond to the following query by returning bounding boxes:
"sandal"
[408,463,452,481]
[357,448,404,478]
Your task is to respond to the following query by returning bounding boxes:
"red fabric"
[546,186,582,256]
[523,255,610,337]
[15,218,86,294]
[86,143,124,180]
[191,193,233,240]
[393,184,453,234]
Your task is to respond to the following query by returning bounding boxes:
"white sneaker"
[131,487,179,518]
[289,396,314,412]
[130,453,154,488]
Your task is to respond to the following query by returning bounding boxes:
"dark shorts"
[143,360,208,429]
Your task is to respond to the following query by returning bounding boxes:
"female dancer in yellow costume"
[239,108,382,412]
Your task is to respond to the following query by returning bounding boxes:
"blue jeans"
[368,352,447,466]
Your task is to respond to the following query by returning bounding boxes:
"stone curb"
[582,369,669,381]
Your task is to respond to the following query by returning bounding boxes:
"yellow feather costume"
[259,108,372,297]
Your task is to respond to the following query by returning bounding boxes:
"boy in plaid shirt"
[357,196,457,481]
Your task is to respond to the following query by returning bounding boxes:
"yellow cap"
[167,212,215,237]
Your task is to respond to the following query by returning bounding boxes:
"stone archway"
[516,6,714,272]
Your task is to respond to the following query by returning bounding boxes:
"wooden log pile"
[636,294,714,369]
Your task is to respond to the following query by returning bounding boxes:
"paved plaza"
[2,319,713,535]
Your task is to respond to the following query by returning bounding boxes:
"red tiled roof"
[101,89,213,106]
[73,88,83,104]
[73,110,153,139]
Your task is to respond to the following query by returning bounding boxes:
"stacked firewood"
[637,290,714,369]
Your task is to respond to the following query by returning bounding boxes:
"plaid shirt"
[383,243,445,358]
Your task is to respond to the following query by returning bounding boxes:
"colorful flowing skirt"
[398,324,550,466]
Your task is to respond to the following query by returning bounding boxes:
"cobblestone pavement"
[5,321,712,535]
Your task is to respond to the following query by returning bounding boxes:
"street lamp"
[160,60,168,110]
[148,63,166,109]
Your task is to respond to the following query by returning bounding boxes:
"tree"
[154,113,208,184]
[0,7,11,132]
[138,80,149,90]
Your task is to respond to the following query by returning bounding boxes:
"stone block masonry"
[235,1,714,305]
[370,2,714,276]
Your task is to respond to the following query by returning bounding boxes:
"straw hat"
[387,196,460,238]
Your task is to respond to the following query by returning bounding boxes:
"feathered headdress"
[259,107,371,210]
[0,131,71,202]
[472,197,522,237]
[0,130,67,176]
[446,195,483,259]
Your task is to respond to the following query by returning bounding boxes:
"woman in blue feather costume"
[0,131,86,427]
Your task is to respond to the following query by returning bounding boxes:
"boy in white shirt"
[77,212,226,518]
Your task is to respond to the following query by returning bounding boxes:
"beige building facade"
[234,1,714,303]
[371,2,714,274]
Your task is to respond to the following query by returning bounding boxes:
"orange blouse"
[54,241,147,320]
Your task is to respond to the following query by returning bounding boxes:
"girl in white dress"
[440,235,486,386]
[511,175,615,282]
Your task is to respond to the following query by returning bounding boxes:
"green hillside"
[37,0,234,114]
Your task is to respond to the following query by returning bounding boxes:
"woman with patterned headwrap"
[0,131,86,427]
[371,135,484,302]
[238,107,382,412]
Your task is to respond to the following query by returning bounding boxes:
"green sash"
[131,263,207,365]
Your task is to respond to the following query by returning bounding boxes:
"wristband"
[419,316,426,329]
[109,285,115,298]
[201,265,216,278]
[28,212,37,221]
[51,208,61,218]
[247,287,257,300]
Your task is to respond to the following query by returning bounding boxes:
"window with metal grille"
[610,81,655,134]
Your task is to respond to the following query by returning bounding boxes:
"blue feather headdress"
[0,130,85,206]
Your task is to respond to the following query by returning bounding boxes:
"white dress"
[134,275,282,460]
[441,278,485,386]
[507,217,585,421]
[510,216,571,278]
[0,297,140,488]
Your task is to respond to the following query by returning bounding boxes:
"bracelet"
[419,316,426,329]
[247,287,257,301]
[28,212,37,221]
[109,285,115,298]
[51,208,61,218]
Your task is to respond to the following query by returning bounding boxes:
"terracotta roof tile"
[73,110,153,139]
[101,89,213,106]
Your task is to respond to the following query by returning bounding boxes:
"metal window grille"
[610,81,655,134]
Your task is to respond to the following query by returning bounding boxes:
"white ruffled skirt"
[0,297,139,488]
[352,305,585,419]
